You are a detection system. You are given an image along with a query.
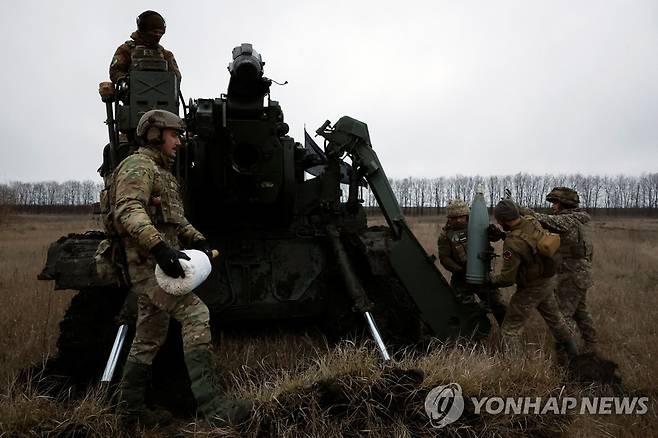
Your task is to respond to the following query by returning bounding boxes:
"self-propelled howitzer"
[38,43,490,411]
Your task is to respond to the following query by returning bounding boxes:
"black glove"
[487,224,506,242]
[192,239,213,260]
[151,241,190,279]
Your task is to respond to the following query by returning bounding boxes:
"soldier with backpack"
[489,200,578,358]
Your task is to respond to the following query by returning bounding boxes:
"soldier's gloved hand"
[192,239,213,260]
[487,224,506,242]
[151,241,190,279]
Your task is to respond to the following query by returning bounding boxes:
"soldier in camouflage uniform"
[114,110,251,427]
[490,200,578,358]
[519,187,597,351]
[438,200,506,324]
[109,10,181,83]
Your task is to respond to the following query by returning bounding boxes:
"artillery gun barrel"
[101,324,128,383]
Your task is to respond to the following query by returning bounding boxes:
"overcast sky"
[0,0,656,182]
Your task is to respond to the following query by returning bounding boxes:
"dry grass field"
[0,212,656,436]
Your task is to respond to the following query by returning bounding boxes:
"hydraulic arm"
[317,117,490,340]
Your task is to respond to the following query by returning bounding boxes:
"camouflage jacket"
[113,146,204,255]
[520,207,593,288]
[109,31,181,83]
[491,216,552,288]
[437,225,468,275]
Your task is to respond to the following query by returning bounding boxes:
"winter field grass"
[0,213,656,436]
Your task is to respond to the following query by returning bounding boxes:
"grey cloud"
[0,0,656,182]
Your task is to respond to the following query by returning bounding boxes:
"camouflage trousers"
[501,277,572,344]
[452,276,506,325]
[126,263,212,366]
[555,274,597,347]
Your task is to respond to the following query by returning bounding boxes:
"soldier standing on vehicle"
[489,200,578,358]
[113,109,251,427]
[109,10,181,83]
[437,200,506,325]
[519,187,597,352]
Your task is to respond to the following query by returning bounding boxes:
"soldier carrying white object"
[112,109,252,427]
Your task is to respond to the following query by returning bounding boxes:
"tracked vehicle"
[38,43,490,411]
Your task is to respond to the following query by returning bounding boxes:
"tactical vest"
[147,159,187,230]
[508,217,557,286]
[446,228,469,266]
[560,212,593,261]
[96,149,184,284]
[126,40,169,72]
[112,150,186,240]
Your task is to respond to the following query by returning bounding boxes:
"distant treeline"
[363,173,658,210]
[365,207,658,217]
[0,180,103,207]
[2,173,658,210]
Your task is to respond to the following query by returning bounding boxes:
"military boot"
[555,339,579,366]
[117,360,172,427]
[184,348,253,425]
[562,339,579,358]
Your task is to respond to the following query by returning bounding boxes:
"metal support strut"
[101,324,129,382]
[327,224,391,361]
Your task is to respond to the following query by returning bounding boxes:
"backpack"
[516,217,560,280]
[537,230,561,258]
[94,170,130,287]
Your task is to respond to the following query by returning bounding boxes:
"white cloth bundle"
[155,249,212,296]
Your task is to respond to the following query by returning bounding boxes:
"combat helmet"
[446,200,469,218]
[137,10,166,33]
[546,187,580,208]
[136,110,185,144]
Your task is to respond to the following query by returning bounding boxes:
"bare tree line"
[0,180,103,206]
[361,173,658,209]
[1,173,658,210]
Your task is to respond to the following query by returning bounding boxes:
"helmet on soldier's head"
[446,200,470,218]
[136,110,185,144]
[546,187,580,208]
[137,10,166,33]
